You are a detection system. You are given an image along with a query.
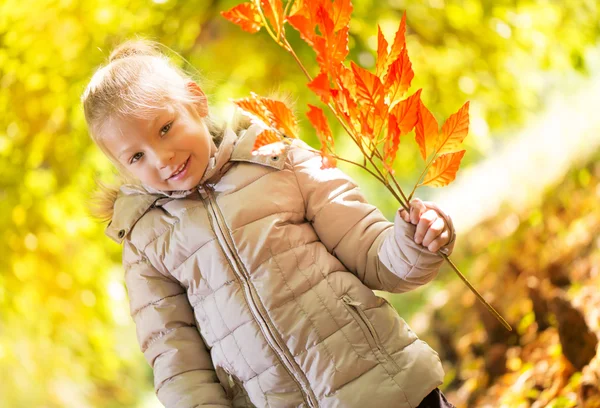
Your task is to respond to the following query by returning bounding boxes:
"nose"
[155,148,175,168]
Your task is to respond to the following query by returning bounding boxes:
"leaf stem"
[254,0,281,45]
[283,0,295,19]
[301,146,386,185]
[408,152,437,202]
[440,253,513,331]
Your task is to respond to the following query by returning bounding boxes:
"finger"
[409,198,426,225]
[414,209,437,244]
[422,217,446,247]
[427,227,451,253]
[399,208,410,222]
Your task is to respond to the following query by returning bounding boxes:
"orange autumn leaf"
[307,72,331,104]
[384,12,407,79]
[331,87,359,128]
[261,0,284,37]
[314,26,349,75]
[233,95,272,126]
[260,98,299,139]
[420,150,466,187]
[375,12,407,81]
[384,47,413,109]
[391,88,421,135]
[306,104,334,145]
[383,113,401,175]
[252,129,281,154]
[436,101,470,156]
[351,61,385,112]
[221,2,263,34]
[306,104,336,169]
[375,26,389,77]
[287,14,315,45]
[331,0,353,32]
[415,100,439,161]
[233,93,299,139]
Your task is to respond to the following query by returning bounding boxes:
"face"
[102,86,217,192]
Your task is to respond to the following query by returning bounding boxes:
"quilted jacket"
[105,124,453,407]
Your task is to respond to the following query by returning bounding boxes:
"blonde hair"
[82,38,237,222]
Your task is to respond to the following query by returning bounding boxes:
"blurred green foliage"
[0,0,598,406]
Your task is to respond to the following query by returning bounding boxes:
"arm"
[123,240,232,408]
[289,140,455,294]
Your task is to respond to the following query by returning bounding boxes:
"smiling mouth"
[167,157,190,180]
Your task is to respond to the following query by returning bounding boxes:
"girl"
[83,39,456,408]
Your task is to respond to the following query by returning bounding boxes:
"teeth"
[171,161,186,178]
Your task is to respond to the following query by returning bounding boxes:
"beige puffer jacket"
[105,124,454,408]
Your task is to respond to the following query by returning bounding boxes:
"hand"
[398,198,455,254]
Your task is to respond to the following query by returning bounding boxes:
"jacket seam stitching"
[391,250,424,292]
[268,246,338,371]
[330,207,379,256]
[311,182,360,221]
[211,291,259,377]
[140,202,204,252]
[290,154,309,213]
[286,234,365,361]
[230,210,304,234]
[252,238,318,271]
[133,292,184,318]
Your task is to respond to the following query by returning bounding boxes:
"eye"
[160,121,173,137]
[130,152,143,164]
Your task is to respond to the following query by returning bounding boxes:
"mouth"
[167,157,190,181]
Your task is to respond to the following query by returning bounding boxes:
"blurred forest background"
[1,0,599,407]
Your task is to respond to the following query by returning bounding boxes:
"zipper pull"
[342,295,362,307]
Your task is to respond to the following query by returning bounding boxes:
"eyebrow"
[117,113,166,159]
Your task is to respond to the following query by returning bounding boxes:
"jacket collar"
[105,124,290,243]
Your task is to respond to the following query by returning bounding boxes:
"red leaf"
[415,100,439,161]
[436,101,470,155]
[421,150,466,187]
[391,89,421,135]
[221,2,263,34]
[307,72,331,104]
[384,47,413,108]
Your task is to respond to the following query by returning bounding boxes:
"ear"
[186,81,208,117]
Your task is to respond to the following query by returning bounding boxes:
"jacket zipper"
[203,184,318,407]
[341,295,401,374]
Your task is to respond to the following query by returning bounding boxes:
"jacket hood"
[104,123,291,243]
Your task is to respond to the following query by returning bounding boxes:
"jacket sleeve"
[289,140,455,293]
[122,240,232,408]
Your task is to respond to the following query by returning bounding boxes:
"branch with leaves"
[222,0,511,331]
